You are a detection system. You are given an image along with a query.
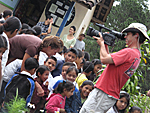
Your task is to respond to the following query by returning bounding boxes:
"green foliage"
[130,93,150,112]
[6,89,29,113]
[104,0,150,50]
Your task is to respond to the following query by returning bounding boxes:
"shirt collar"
[21,71,33,78]
[2,32,8,39]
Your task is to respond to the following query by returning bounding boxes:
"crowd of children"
[0,9,144,113]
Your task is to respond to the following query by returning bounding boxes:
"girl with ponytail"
[46,80,75,113]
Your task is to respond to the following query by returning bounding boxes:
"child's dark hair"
[25,57,39,71]
[46,15,53,20]
[63,62,76,67]
[0,35,7,49]
[83,61,94,73]
[129,106,142,113]
[84,51,90,61]
[80,80,94,89]
[54,80,75,94]
[25,28,37,35]
[0,10,12,19]
[19,29,28,34]
[45,56,57,64]
[66,66,78,76]
[114,91,130,113]
[32,26,42,36]
[66,47,78,56]
[79,33,85,37]
[36,65,50,77]
[92,59,102,66]
[0,16,22,34]
[21,23,31,30]
[77,49,84,58]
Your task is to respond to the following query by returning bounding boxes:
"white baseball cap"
[122,23,150,40]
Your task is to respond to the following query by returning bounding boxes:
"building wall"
[0,1,95,39]
[0,4,12,13]
[39,1,95,39]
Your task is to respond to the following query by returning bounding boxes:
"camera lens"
[87,27,99,37]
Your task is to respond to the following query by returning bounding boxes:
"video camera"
[86,23,125,46]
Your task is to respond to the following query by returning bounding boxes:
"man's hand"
[60,108,66,113]
[93,32,104,46]
[49,19,53,25]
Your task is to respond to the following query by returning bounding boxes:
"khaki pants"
[79,88,117,113]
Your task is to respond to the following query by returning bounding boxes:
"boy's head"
[78,34,85,41]
[83,61,94,76]
[84,51,90,61]
[44,56,57,72]
[24,57,39,75]
[75,49,84,69]
[36,65,50,82]
[62,62,76,80]
[64,48,78,62]
[32,26,42,37]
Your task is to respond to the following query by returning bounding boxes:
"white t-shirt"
[2,32,10,76]
[106,107,118,113]
[3,59,22,82]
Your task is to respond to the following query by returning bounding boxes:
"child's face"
[64,88,74,98]
[39,70,49,82]
[80,85,93,99]
[94,64,102,75]
[116,97,128,111]
[75,56,84,69]
[44,59,56,72]
[61,66,70,80]
[78,35,85,40]
[65,52,77,62]
[0,47,6,59]
[66,70,77,82]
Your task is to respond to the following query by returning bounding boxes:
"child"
[106,91,130,113]
[65,47,78,63]
[53,66,79,91]
[129,106,142,113]
[87,59,102,82]
[76,61,94,88]
[65,80,94,113]
[3,57,39,108]
[49,47,78,77]
[30,65,50,113]
[79,80,94,105]
[46,80,75,113]
[74,34,85,51]
[48,62,76,97]
[75,49,84,72]
[42,56,57,85]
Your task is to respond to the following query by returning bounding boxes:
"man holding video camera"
[79,23,150,113]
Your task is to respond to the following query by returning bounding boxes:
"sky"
[113,0,150,10]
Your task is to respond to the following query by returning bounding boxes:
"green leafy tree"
[104,0,150,51]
